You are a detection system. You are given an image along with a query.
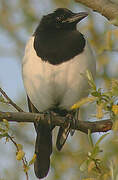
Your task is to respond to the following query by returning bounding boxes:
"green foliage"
[0,119,9,140]
[80,131,109,177]
[72,70,118,121]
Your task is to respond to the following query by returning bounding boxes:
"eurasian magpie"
[22,8,96,179]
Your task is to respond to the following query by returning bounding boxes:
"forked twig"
[0,88,24,112]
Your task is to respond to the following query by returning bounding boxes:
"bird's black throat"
[33,29,86,65]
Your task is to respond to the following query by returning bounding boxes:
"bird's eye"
[56,17,61,21]
[56,15,65,22]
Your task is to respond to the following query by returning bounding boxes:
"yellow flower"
[16,150,25,160]
[17,144,23,150]
[96,104,104,119]
[71,96,98,110]
[29,154,37,166]
[112,105,118,115]
[112,120,118,131]
[23,164,29,173]
[88,161,95,172]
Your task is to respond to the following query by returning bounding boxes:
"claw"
[56,109,79,151]
[70,109,79,136]
[56,122,71,151]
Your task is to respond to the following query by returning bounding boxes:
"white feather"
[22,36,96,112]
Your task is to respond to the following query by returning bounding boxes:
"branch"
[0,88,24,112]
[0,111,112,134]
[75,0,118,22]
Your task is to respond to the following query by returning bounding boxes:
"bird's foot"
[66,109,79,136]
[56,109,79,150]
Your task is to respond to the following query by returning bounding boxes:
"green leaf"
[88,129,94,148]
[91,145,100,158]
[71,96,98,110]
[80,160,88,171]
[91,91,100,97]
[0,133,8,139]
[29,154,36,166]
[0,95,6,103]
[86,70,96,90]
[95,133,109,147]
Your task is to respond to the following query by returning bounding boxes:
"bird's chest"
[22,37,96,111]
[23,53,81,103]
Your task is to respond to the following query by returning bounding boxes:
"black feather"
[27,96,52,179]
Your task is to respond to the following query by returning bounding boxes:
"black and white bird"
[22,8,96,179]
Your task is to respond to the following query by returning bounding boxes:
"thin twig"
[0,88,24,112]
[8,134,29,180]
[22,158,29,180]
[8,134,18,150]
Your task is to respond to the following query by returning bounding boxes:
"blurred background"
[0,0,118,180]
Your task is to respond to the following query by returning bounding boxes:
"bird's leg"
[67,109,79,136]
[42,111,55,130]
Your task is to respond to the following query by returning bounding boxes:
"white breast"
[22,37,96,112]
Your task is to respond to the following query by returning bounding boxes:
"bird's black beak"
[62,12,88,23]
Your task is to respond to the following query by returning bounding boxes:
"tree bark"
[0,111,112,134]
[76,0,118,22]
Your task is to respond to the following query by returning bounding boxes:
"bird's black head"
[34,8,87,65]
[38,8,88,31]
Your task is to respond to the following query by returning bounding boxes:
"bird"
[22,8,96,179]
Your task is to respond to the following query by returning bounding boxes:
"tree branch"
[0,88,24,112]
[75,0,118,22]
[0,111,112,134]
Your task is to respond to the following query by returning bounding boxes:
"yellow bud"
[112,120,118,131]
[112,105,118,115]
[88,161,95,172]
[16,150,25,161]
[3,119,9,128]
[29,154,37,166]
[5,137,9,142]
[96,104,104,119]
[17,144,23,150]
[71,96,97,110]
[24,164,29,173]
[3,119,8,123]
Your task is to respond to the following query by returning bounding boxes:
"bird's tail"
[27,96,52,178]
[34,124,52,179]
